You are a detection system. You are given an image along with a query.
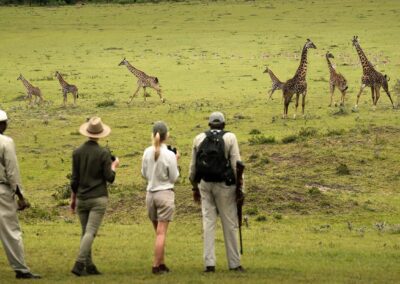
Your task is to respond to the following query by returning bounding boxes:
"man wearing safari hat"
[189,111,244,272]
[0,109,41,279]
[70,116,119,276]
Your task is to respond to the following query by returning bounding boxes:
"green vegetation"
[0,0,400,282]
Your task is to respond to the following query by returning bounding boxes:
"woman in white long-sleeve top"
[141,121,179,274]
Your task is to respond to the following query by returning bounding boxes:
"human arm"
[70,191,77,212]
[4,138,23,193]
[70,152,79,193]
[167,151,179,184]
[188,137,201,203]
[103,150,116,183]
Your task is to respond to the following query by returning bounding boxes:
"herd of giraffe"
[17,36,394,118]
[265,36,395,118]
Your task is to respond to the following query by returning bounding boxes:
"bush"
[256,215,267,222]
[96,100,115,108]
[248,135,275,145]
[336,163,350,175]
[282,134,297,144]
[249,129,261,135]
[298,127,318,138]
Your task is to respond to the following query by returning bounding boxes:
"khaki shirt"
[189,130,242,187]
[0,134,23,193]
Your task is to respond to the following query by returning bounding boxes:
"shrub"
[336,163,350,175]
[298,127,318,138]
[249,129,261,135]
[256,215,267,222]
[245,207,259,216]
[96,100,115,108]
[282,134,297,144]
[248,135,276,145]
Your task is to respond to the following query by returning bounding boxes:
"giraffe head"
[118,58,128,66]
[305,39,317,49]
[326,52,334,59]
[263,67,269,73]
[55,71,60,77]
[17,74,23,80]
[352,36,359,47]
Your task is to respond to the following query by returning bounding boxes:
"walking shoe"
[204,266,215,273]
[230,266,245,272]
[15,271,41,279]
[71,261,87,276]
[159,264,170,273]
[152,266,167,275]
[86,264,101,275]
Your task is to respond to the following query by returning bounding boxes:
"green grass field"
[0,0,400,282]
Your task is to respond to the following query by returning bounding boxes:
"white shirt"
[141,144,179,192]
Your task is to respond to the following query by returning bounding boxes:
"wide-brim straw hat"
[79,117,111,138]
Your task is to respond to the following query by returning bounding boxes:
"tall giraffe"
[280,39,316,118]
[263,67,284,102]
[55,71,78,107]
[17,74,44,106]
[118,58,165,104]
[325,52,348,107]
[352,36,394,109]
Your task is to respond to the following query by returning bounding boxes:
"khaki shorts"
[146,190,175,222]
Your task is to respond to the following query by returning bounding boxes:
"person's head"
[0,110,8,134]
[152,121,169,161]
[79,116,111,141]
[208,111,225,130]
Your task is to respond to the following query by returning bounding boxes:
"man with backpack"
[189,111,244,273]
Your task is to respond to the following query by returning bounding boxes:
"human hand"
[70,198,76,213]
[175,150,181,160]
[193,188,201,204]
[17,197,31,211]
[111,157,120,171]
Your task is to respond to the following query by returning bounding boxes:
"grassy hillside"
[0,0,399,282]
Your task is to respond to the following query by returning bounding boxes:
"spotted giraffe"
[118,58,165,104]
[279,39,317,118]
[352,36,394,109]
[55,71,78,107]
[17,74,44,106]
[326,52,348,107]
[263,67,284,102]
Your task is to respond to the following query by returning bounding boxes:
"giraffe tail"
[76,91,79,99]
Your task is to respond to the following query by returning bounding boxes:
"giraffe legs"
[329,85,335,107]
[62,90,67,107]
[301,90,307,116]
[340,90,346,107]
[128,85,141,104]
[355,84,366,108]
[157,90,165,103]
[294,93,300,119]
[73,91,77,106]
[143,87,147,102]
[374,86,381,109]
[282,92,291,119]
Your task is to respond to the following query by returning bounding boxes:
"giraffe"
[352,36,394,109]
[281,39,317,118]
[55,71,78,107]
[17,74,44,106]
[325,52,348,107]
[118,58,165,104]
[263,67,284,102]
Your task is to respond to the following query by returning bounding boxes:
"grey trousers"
[199,181,241,269]
[76,196,107,265]
[0,184,30,273]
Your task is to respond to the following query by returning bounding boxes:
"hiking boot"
[15,271,41,279]
[152,266,166,275]
[159,264,170,273]
[204,266,215,273]
[86,264,101,275]
[230,265,245,272]
[71,261,87,276]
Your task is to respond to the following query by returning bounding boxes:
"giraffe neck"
[294,45,308,79]
[20,77,33,89]
[326,56,335,74]
[268,69,283,84]
[57,74,68,87]
[355,43,374,74]
[125,62,145,79]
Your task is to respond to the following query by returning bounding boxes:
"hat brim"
[79,122,111,138]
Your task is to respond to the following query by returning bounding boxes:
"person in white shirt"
[141,121,179,274]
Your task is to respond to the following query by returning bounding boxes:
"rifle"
[15,187,30,211]
[236,161,245,255]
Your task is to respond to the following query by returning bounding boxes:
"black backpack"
[195,130,235,184]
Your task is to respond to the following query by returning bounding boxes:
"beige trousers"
[199,181,240,269]
[0,184,30,273]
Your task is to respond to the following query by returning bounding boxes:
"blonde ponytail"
[153,132,161,161]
